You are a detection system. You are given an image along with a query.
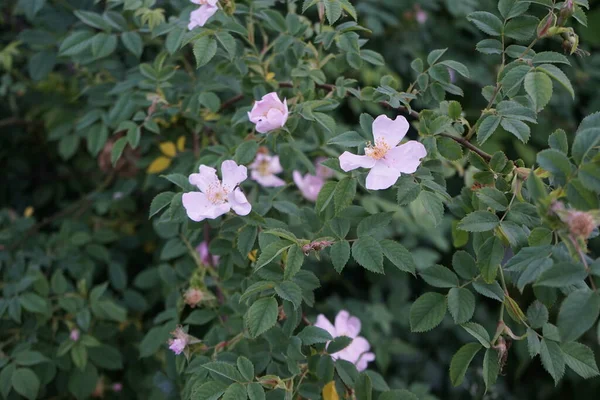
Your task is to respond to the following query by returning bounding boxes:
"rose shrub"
[1,0,600,399]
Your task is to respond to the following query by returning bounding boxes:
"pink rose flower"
[188,0,219,30]
[184,288,204,308]
[182,160,251,221]
[70,329,80,341]
[339,115,426,190]
[248,92,289,133]
[315,157,334,180]
[292,171,325,202]
[314,310,375,371]
[168,326,190,355]
[112,383,123,392]
[249,152,285,187]
[196,241,220,265]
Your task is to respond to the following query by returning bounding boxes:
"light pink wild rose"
[339,115,427,190]
[248,92,289,133]
[292,157,333,202]
[167,326,200,355]
[314,310,375,371]
[188,0,219,30]
[70,329,80,341]
[182,160,251,222]
[249,152,285,187]
[196,241,220,265]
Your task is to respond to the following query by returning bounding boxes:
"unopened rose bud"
[112,383,123,392]
[184,288,204,308]
[537,13,556,38]
[167,326,201,356]
[558,0,574,25]
[318,1,325,22]
[70,329,80,342]
[567,211,596,239]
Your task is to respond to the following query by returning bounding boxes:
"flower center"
[206,184,228,205]
[256,160,271,176]
[365,139,390,160]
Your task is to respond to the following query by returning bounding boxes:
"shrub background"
[1,0,600,399]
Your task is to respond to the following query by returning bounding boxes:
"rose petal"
[188,4,218,30]
[228,188,251,216]
[221,160,247,190]
[315,314,337,337]
[189,165,219,193]
[365,161,401,190]
[339,152,377,171]
[385,141,427,173]
[251,171,286,187]
[372,115,409,147]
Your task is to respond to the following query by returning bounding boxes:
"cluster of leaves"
[1,0,599,399]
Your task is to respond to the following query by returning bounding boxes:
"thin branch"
[219,94,244,111]
[0,118,29,129]
[438,132,492,161]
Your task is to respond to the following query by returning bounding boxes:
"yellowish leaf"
[159,142,177,157]
[24,206,34,217]
[266,72,276,81]
[147,156,172,174]
[248,250,258,262]
[176,136,186,152]
[322,381,339,400]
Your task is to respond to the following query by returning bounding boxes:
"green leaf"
[59,31,95,56]
[579,163,600,193]
[537,64,574,99]
[247,383,265,400]
[91,33,117,58]
[450,343,482,386]
[334,177,357,213]
[567,178,599,210]
[284,245,304,280]
[149,192,175,218]
[254,241,292,272]
[380,240,416,274]
[572,113,600,165]
[202,362,244,383]
[452,251,478,280]
[222,383,247,400]
[245,297,278,338]
[192,381,228,400]
[327,336,353,354]
[461,322,491,348]
[476,39,503,55]
[237,356,254,382]
[448,287,475,324]
[274,281,302,309]
[532,51,570,65]
[476,187,508,211]
[19,292,47,314]
[239,281,275,303]
[331,240,351,273]
[561,342,600,379]
[483,348,500,392]
[165,26,185,54]
[417,191,444,226]
[527,328,541,358]
[549,129,568,153]
[193,37,218,68]
[324,0,343,25]
[297,326,333,345]
[11,368,39,400]
[501,118,531,143]
[316,181,337,213]
[74,10,112,30]
[437,137,463,160]
[352,236,384,274]
[467,11,503,36]
[234,141,259,165]
[396,177,421,205]
[121,31,143,57]
[215,31,236,60]
[472,281,505,302]
[329,131,366,147]
[498,0,530,18]
[476,115,501,144]
[557,290,600,342]
[524,71,553,111]
[420,265,459,288]
[540,339,565,385]
[458,211,500,232]
[497,100,537,123]
[0,363,15,399]
[237,225,258,257]
[427,48,447,66]
[409,292,447,332]
[478,236,504,283]
[535,262,587,287]
[378,390,419,400]
[501,64,532,95]
[504,16,538,41]
[355,372,373,400]
[527,300,549,329]
[15,351,49,366]
[357,212,393,236]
